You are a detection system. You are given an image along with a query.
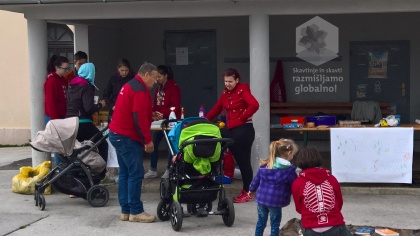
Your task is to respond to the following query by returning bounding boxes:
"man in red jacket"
[109,62,161,223]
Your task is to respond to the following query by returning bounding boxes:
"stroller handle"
[179,138,234,150]
[160,119,182,129]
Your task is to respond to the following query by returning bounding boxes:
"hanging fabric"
[270,59,287,103]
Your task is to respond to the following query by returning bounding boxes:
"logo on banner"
[296,16,339,66]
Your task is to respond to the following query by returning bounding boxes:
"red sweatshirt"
[206,83,259,129]
[109,75,152,145]
[152,79,181,119]
[44,72,67,119]
[291,168,346,229]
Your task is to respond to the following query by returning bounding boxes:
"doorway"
[164,30,217,117]
[350,41,410,123]
[47,23,74,68]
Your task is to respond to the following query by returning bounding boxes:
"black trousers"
[221,123,255,192]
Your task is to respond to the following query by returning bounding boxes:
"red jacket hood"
[299,168,330,185]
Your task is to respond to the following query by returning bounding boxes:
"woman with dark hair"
[144,65,181,179]
[103,58,135,120]
[206,68,260,203]
[45,55,70,121]
[44,55,70,168]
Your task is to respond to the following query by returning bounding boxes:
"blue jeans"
[46,116,62,169]
[302,225,353,236]
[255,203,282,236]
[109,132,144,215]
[149,131,172,171]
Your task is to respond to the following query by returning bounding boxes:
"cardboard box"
[98,110,109,123]
[280,116,305,125]
[306,116,336,126]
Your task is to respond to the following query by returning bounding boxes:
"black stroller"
[30,117,109,210]
[157,117,235,231]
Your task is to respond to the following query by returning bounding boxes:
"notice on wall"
[330,128,413,183]
[368,51,388,78]
[176,47,189,65]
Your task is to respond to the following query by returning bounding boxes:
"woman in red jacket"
[291,147,352,236]
[44,55,69,122]
[206,68,259,203]
[144,65,181,179]
[44,55,69,168]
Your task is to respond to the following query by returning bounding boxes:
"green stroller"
[157,118,235,231]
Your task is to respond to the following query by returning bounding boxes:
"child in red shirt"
[291,147,352,236]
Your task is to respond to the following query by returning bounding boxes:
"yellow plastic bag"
[12,161,52,195]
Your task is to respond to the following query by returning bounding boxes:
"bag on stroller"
[30,117,109,210]
[157,117,235,231]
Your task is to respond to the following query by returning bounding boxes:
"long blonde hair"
[260,138,298,169]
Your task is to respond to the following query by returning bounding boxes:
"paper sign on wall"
[330,128,413,183]
[176,47,188,65]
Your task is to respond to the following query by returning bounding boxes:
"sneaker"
[144,170,157,179]
[161,169,170,178]
[120,214,129,221]
[233,190,253,203]
[100,175,116,184]
[129,212,156,223]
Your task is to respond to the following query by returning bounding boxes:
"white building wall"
[0,10,30,145]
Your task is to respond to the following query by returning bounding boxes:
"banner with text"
[331,128,413,183]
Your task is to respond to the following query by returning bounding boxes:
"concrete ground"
[1,147,420,236]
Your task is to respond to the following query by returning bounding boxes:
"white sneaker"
[144,170,157,179]
[161,170,170,178]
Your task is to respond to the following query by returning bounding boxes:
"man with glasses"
[109,62,160,223]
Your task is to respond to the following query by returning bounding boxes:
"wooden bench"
[270,102,392,117]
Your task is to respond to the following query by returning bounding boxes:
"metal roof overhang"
[1,0,420,20]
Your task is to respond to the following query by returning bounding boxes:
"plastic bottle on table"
[199,105,205,117]
[180,107,185,119]
[169,107,177,126]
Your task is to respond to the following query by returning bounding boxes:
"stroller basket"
[176,177,220,204]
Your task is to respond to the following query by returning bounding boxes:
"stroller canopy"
[179,121,222,175]
[31,117,79,156]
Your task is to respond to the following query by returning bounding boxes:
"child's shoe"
[233,190,253,203]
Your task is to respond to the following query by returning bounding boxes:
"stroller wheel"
[160,178,170,199]
[38,194,46,211]
[157,199,171,221]
[170,201,183,231]
[188,202,213,214]
[221,198,235,227]
[87,185,109,207]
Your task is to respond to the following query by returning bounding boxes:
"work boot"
[129,212,156,223]
[120,214,129,221]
